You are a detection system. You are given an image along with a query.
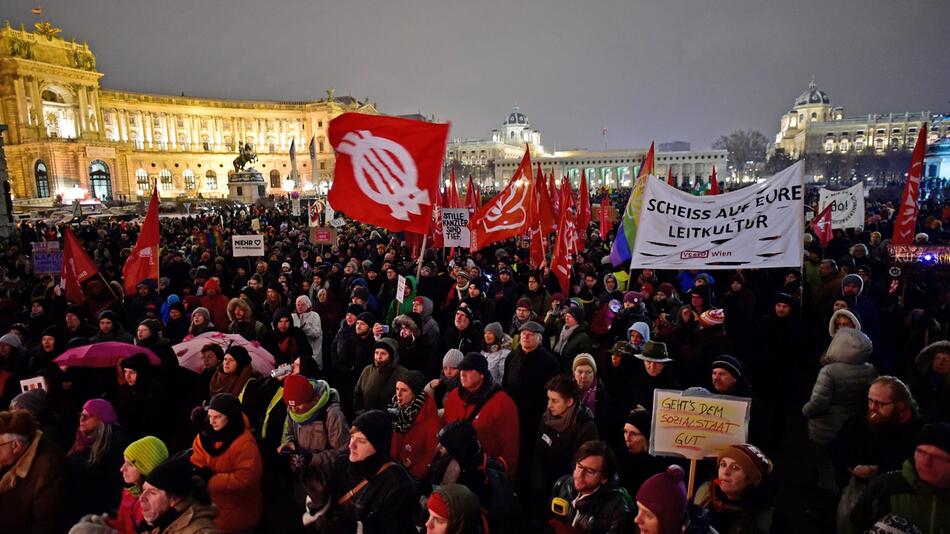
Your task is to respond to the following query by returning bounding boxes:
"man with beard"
[333,311,376,418]
[442,305,483,355]
[832,377,923,532]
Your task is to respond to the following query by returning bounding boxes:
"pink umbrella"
[54,342,160,369]
[172,332,276,376]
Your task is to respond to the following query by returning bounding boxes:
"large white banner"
[818,182,865,229]
[632,161,804,269]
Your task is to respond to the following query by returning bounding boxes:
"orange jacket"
[190,416,263,533]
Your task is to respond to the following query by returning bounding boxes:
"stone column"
[13,78,28,125]
[121,110,130,142]
[76,85,88,133]
[207,116,216,150]
[168,114,177,149]
[89,87,103,132]
[144,112,153,147]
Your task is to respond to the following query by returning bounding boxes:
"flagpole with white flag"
[289,138,299,184]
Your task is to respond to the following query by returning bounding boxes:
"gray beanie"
[11,389,47,416]
[191,307,211,323]
[443,349,464,369]
[0,333,23,351]
[484,322,504,341]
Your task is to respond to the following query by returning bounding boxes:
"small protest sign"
[310,227,337,245]
[818,182,865,229]
[32,241,63,274]
[442,208,471,248]
[650,388,751,460]
[251,218,261,231]
[396,275,406,304]
[231,235,266,257]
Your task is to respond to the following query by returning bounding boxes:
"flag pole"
[416,234,428,279]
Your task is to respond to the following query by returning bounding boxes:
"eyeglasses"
[79,412,94,421]
[867,398,894,409]
[574,462,601,477]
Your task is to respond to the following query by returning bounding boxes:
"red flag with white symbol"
[469,148,533,250]
[465,175,479,210]
[62,226,99,303]
[551,202,578,296]
[811,202,834,248]
[123,188,160,295]
[577,173,591,248]
[328,113,449,233]
[892,125,927,244]
[709,166,720,195]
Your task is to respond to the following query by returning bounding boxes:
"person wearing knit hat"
[138,454,218,531]
[516,297,533,312]
[10,389,47,418]
[356,311,376,327]
[278,376,349,475]
[82,398,118,425]
[0,332,23,351]
[851,423,950,533]
[710,355,751,397]
[425,483,485,534]
[69,398,130,517]
[554,304,593,369]
[635,465,688,534]
[346,303,365,318]
[692,444,774,533]
[481,321,511,386]
[389,370,441,479]
[428,349,464,409]
[113,435,170,534]
[353,337,409,413]
[443,348,465,370]
[458,352,490,380]
[618,406,669,497]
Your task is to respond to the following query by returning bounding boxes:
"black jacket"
[549,474,633,533]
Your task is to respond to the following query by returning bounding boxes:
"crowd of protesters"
[0,189,948,534]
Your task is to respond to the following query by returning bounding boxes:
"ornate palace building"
[771,79,949,159]
[0,21,377,204]
[448,105,727,190]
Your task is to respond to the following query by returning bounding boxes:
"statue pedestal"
[227,167,266,204]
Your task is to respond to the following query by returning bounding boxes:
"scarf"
[542,405,578,434]
[198,414,245,457]
[706,479,745,514]
[554,324,578,354]
[581,383,597,413]
[389,391,426,433]
[458,379,498,408]
[209,364,256,397]
[288,380,331,424]
[68,426,99,456]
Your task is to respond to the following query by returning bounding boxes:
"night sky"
[2,0,948,150]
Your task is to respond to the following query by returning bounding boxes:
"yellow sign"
[650,388,751,460]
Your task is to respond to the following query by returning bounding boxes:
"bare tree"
[713,130,769,175]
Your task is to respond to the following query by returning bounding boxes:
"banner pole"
[416,234,428,279]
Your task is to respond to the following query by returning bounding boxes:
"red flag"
[708,166,720,195]
[811,202,834,248]
[122,188,160,295]
[548,172,560,219]
[448,168,462,209]
[469,148,533,250]
[551,200,578,296]
[61,226,99,303]
[667,166,674,187]
[328,113,449,233]
[465,175,479,210]
[599,194,613,238]
[892,125,928,244]
[560,177,574,213]
[534,166,556,232]
[577,173,591,248]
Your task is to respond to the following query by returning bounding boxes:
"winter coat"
[353,353,409,414]
[391,394,442,480]
[482,335,513,386]
[190,417,264,533]
[283,389,350,473]
[911,340,950,423]
[851,459,950,534]
[311,451,418,534]
[555,322,593,371]
[549,474,633,533]
[200,293,230,331]
[139,501,219,534]
[442,322,484,356]
[633,364,682,412]
[444,384,521,476]
[110,486,144,534]
[0,432,70,534]
[530,405,599,504]
[830,414,923,488]
[803,328,878,444]
[294,310,325,369]
[694,480,775,534]
[503,345,560,469]
[68,424,130,517]
[415,296,442,356]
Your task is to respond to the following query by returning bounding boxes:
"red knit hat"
[636,465,687,534]
[282,375,313,407]
[427,490,449,519]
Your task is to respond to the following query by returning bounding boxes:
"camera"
[380,324,390,334]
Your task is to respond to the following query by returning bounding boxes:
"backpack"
[482,456,520,531]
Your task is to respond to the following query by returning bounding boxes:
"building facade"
[772,79,949,159]
[450,105,727,190]
[0,21,377,205]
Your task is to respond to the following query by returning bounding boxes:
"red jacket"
[108,488,143,534]
[191,417,263,533]
[390,395,442,480]
[443,386,520,476]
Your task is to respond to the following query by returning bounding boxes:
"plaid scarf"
[389,391,427,433]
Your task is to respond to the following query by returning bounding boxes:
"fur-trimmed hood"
[227,297,253,323]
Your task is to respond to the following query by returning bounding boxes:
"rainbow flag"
[609,142,654,267]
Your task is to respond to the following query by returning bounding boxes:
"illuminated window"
[34,161,50,198]
[183,169,195,190]
[160,169,172,191]
[136,168,149,190]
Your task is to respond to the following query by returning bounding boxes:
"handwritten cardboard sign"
[650,388,751,460]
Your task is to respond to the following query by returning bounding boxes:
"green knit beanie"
[124,436,169,477]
